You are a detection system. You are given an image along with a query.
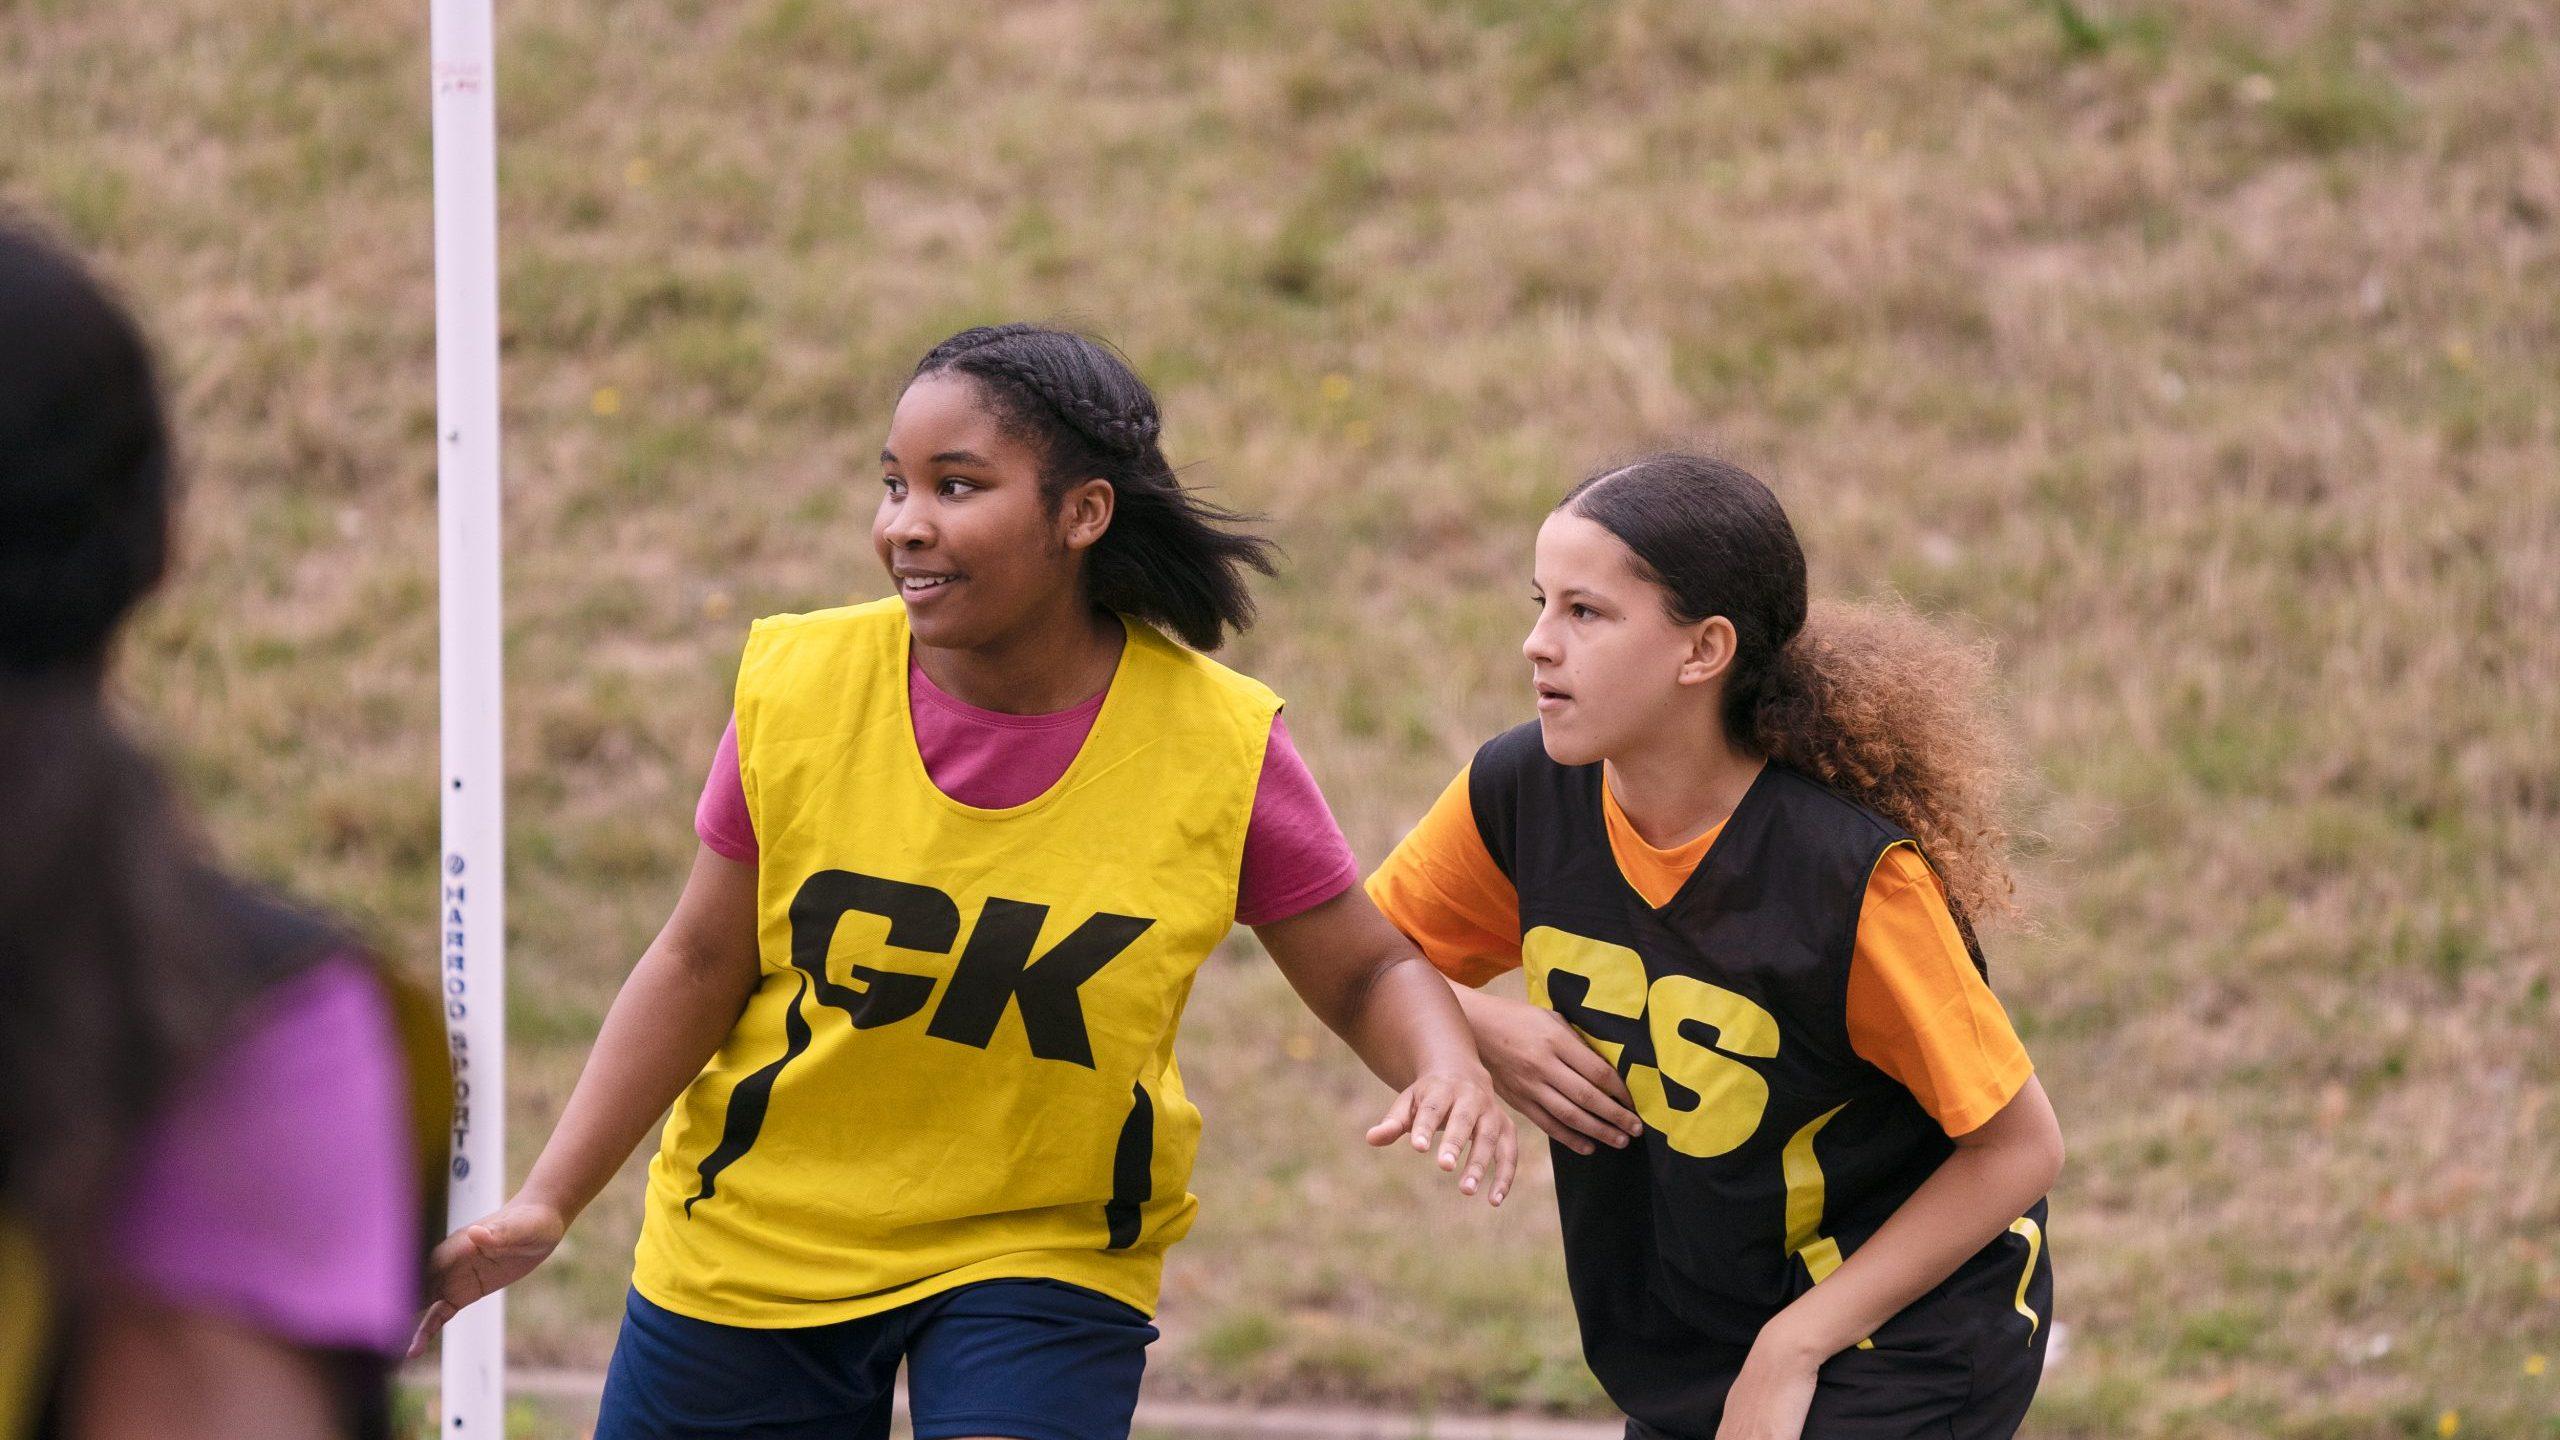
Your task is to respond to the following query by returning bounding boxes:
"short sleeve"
[1845,844,2034,1137]
[1234,714,1361,926]
[695,716,759,863]
[113,957,421,1356]
[1365,765,1524,987]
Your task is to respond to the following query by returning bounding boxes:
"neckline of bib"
[895,611,1138,820]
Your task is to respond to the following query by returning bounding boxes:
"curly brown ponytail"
[1561,454,2022,944]
[1751,600,2022,944]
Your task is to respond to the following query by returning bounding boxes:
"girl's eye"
[938,478,977,498]
[883,475,907,496]
[1570,604,1597,621]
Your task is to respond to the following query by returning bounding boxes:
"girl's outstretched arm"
[408,842,762,1356]
[1715,1076,2065,1440]
[1253,887,1519,1207]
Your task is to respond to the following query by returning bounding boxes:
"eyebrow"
[878,448,996,467]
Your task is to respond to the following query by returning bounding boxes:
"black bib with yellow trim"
[1467,723,2048,1429]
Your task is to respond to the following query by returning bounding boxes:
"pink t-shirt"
[113,957,419,1356]
[697,659,1359,927]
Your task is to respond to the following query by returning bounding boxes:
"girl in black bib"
[1373,453,2063,1440]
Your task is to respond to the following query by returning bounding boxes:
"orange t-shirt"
[1369,766,2033,1137]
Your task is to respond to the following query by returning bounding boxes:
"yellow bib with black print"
[633,601,1277,1327]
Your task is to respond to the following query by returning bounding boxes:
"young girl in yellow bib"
[410,325,1511,1440]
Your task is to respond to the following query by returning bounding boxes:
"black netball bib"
[1467,723,2048,1430]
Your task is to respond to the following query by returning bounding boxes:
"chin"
[895,598,967,647]
[1536,714,1606,768]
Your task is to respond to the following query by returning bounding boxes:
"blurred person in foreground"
[0,223,446,1440]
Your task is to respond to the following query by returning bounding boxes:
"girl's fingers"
[1547,1069,1644,1142]
[1532,1083,1634,1148]
[1460,1139,1489,1196]
[424,1233,482,1304]
[406,1301,456,1360]
[1407,1086,1453,1154]
[1551,1033,1640,1109]
[1439,1092,1483,1175]
[1459,1104,1510,1200]
[1365,1088,1417,1148]
[1522,1096,1599,1155]
[1484,1111,1519,1206]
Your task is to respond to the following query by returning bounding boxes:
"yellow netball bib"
[633,600,1279,1326]
[0,1216,49,1437]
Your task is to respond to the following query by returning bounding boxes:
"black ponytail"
[910,324,1277,651]
[1562,454,2023,942]
[0,224,255,1254]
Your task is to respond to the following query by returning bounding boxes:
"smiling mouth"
[1535,682,1572,704]
[897,573,960,594]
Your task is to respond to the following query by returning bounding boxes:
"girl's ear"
[1677,615,1739,688]
[1057,477,1116,552]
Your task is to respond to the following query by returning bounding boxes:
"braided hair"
[910,324,1276,651]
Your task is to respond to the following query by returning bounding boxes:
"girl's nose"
[1523,614,1561,667]
[884,502,934,548]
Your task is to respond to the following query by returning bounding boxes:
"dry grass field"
[7,0,2556,1434]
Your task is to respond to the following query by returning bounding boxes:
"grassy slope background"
[7,0,2556,1434]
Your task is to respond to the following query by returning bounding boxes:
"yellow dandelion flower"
[591,386,622,417]
[1318,373,1352,404]
[2436,1409,2458,1437]
[2442,337,2474,372]
[1284,1032,1318,1062]
[2526,1353,2547,1377]
[624,157,653,188]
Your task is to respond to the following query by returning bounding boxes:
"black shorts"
[1607,1240,2048,1434]
[1620,1253,2051,1440]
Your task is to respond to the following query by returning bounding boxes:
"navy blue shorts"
[594,1280,1157,1440]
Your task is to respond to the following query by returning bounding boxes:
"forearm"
[1323,953,1486,1090]
[1442,974,1504,1030]
[1763,1118,2058,1359]
[516,938,757,1223]
[1257,888,1490,1091]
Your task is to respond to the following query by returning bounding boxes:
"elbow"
[660,932,755,994]
[2032,1122,2065,1197]
[1324,948,1405,1035]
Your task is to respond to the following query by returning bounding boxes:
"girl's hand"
[406,1196,567,1358]
[1714,1328,1822,1440]
[1363,1064,1519,1206]
[1465,991,1644,1156]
